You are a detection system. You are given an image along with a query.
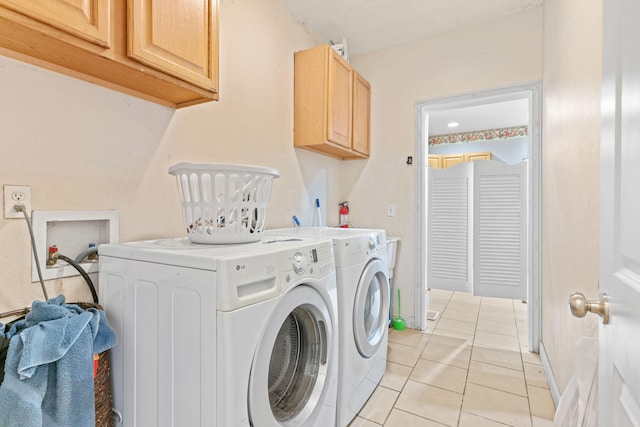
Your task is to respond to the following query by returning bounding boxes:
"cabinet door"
[428,155,442,169]
[327,49,353,148]
[442,154,465,168]
[352,72,371,156]
[465,152,492,162]
[128,0,218,91]
[0,0,110,47]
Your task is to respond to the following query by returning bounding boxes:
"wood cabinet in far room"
[464,152,493,162]
[294,44,371,159]
[0,0,218,108]
[428,155,443,169]
[441,153,465,169]
[428,152,493,169]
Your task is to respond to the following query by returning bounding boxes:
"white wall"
[346,8,543,323]
[541,0,602,392]
[0,0,342,312]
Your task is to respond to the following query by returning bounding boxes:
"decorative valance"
[429,125,527,146]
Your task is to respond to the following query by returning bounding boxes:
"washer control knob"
[292,252,306,275]
[368,237,376,250]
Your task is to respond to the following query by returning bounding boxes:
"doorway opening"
[414,81,541,352]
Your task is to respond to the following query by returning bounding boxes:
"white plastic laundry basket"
[168,162,280,244]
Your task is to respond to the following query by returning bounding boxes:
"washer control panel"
[292,251,306,275]
[287,242,334,279]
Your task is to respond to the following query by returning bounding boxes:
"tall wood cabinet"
[294,45,371,159]
[0,0,218,108]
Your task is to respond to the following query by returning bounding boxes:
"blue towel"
[0,323,10,385]
[0,296,116,427]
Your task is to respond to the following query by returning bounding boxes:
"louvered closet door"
[427,163,473,293]
[473,161,527,300]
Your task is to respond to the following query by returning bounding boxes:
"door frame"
[413,81,542,352]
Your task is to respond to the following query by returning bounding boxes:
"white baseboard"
[539,340,561,406]
[405,315,415,329]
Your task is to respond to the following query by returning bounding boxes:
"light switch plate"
[387,204,396,217]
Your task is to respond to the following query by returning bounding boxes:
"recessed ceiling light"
[447,122,459,128]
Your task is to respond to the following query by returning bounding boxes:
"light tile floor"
[350,290,556,427]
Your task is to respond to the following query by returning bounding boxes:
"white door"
[427,163,473,293]
[473,161,527,300]
[599,0,640,423]
[427,161,527,300]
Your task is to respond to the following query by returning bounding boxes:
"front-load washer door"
[353,258,390,358]
[248,285,334,426]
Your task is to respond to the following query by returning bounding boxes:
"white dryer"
[99,236,338,427]
[265,228,390,427]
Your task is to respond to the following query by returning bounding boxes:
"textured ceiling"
[279,0,543,56]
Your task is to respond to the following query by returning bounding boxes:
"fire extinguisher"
[339,202,349,228]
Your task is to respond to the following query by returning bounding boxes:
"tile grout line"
[455,293,480,426]
[502,297,535,425]
[430,291,470,427]
[512,298,538,424]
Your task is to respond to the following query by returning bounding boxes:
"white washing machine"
[99,236,339,427]
[265,227,390,427]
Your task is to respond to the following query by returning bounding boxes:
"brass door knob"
[569,292,609,324]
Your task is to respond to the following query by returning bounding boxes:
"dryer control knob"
[368,237,376,249]
[292,252,306,275]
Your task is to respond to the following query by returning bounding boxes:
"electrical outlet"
[387,204,396,217]
[4,185,32,219]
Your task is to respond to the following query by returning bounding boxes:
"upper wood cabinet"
[128,0,217,91]
[294,45,370,160]
[0,0,111,47]
[0,0,218,108]
[352,71,371,156]
[327,48,353,149]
